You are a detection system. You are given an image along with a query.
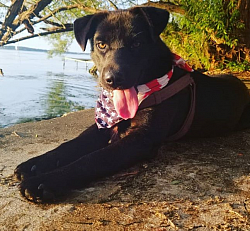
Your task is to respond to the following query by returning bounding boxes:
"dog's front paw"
[15,162,38,181]
[19,176,58,203]
[15,154,60,181]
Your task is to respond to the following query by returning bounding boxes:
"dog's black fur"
[15,7,250,202]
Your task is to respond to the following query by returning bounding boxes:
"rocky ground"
[1,105,250,230]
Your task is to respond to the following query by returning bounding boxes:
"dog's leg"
[19,94,189,202]
[19,130,158,202]
[15,124,110,181]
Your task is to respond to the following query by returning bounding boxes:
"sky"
[14,35,82,53]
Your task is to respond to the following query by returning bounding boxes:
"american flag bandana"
[95,53,193,129]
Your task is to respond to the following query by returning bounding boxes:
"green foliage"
[162,19,211,70]
[181,0,243,47]
[162,0,246,70]
[225,60,250,72]
[47,32,75,57]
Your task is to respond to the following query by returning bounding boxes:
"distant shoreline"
[0,45,87,56]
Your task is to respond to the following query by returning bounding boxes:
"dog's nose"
[105,73,114,85]
[104,71,124,88]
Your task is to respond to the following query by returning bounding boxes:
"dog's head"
[74,7,172,89]
[74,7,172,119]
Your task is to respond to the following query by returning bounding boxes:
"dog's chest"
[109,108,154,143]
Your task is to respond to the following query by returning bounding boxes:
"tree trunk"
[0,0,24,39]
[238,0,250,61]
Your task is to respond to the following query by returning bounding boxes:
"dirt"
[1,108,250,230]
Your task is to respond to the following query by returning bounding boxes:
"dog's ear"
[131,7,170,35]
[74,13,107,51]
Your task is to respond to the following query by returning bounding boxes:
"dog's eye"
[97,42,107,50]
[131,42,141,48]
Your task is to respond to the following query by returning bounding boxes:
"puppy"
[15,7,250,202]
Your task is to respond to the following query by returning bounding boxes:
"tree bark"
[13,0,53,27]
[5,24,73,45]
[142,1,185,15]
[238,0,250,46]
[0,0,24,38]
[238,0,250,61]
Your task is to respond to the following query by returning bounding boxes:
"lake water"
[0,49,98,128]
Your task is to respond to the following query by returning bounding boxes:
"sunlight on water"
[0,49,98,128]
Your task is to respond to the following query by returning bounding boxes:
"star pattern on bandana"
[95,90,123,128]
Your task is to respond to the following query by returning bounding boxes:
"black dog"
[15,7,250,202]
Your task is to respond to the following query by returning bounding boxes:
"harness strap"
[139,73,196,141]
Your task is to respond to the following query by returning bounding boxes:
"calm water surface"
[0,49,98,128]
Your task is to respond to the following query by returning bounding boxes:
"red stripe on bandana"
[168,69,174,78]
[173,54,193,72]
[146,79,161,90]
[138,68,174,101]
[143,79,161,99]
